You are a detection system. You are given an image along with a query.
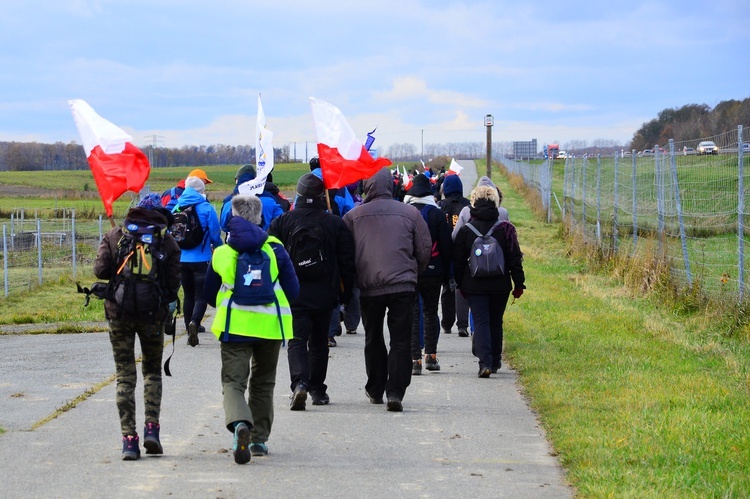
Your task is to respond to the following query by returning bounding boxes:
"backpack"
[420,205,442,277]
[223,244,285,342]
[465,221,505,278]
[286,212,327,281]
[171,204,205,249]
[108,218,168,322]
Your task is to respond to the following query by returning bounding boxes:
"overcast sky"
[1,0,748,154]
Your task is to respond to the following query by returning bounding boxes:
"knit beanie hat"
[442,174,463,197]
[235,164,256,181]
[296,173,326,199]
[137,193,162,209]
[185,176,205,194]
[408,174,432,198]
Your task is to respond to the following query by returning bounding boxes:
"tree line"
[630,97,750,152]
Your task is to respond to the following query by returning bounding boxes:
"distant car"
[697,141,718,155]
[621,151,631,157]
[743,143,750,153]
[558,151,568,159]
[683,147,695,155]
[639,149,653,156]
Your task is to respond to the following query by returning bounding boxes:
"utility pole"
[485,115,494,178]
[144,134,165,167]
[421,129,424,158]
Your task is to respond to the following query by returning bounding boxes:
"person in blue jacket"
[173,176,223,346]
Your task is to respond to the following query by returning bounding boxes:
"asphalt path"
[0,160,571,498]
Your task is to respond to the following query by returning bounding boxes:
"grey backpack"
[465,221,505,277]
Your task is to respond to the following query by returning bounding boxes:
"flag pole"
[108,216,116,228]
[325,189,333,213]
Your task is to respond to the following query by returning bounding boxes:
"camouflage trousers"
[108,319,164,436]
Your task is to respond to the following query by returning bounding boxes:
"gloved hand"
[512,287,524,299]
[448,278,457,292]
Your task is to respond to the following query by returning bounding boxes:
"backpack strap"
[466,221,503,237]
[163,297,180,377]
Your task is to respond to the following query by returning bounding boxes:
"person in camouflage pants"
[94,195,182,461]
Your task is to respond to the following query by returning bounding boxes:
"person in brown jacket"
[94,194,182,460]
[342,167,432,412]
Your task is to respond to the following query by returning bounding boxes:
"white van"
[558,151,568,159]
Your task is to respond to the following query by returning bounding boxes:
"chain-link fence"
[563,126,748,300]
[1,210,107,296]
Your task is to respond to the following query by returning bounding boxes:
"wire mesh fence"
[1,210,106,297]
[562,126,748,300]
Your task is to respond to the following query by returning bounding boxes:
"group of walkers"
[93,159,525,464]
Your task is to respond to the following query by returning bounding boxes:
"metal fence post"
[632,150,638,252]
[99,215,103,241]
[3,224,8,297]
[739,125,745,301]
[10,212,14,251]
[582,156,588,231]
[597,155,603,244]
[37,218,42,285]
[655,145,665,254]
[613,152,619,253]
[669,139,692,287]
[72,209,77,279]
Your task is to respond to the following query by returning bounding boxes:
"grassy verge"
[493,163,750,496]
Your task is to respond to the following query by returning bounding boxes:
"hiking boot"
[412,359,422,376]
[122,435,140,461]
[187,321,199,347]
[197,325,206,333]
[442,328,452,335]
[425,354,440,371]
[311,392,330,405]
[346,329,357,334]
[478,367,492,378]
[143,422,163,455]
[250,442,268,456]
[290,383,308,411]
[457,327,469,337]
[328,337,337,347]
[232,422,251,465]
[386,396,403,412]
[491,362,501,374]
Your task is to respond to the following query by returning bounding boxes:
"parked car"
[639,149,653,156]
[558,150,568,159]
[743,143,750,153]
[683,147,696,155]
[697,141,718,155]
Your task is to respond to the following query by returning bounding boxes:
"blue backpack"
[223,244,285,342]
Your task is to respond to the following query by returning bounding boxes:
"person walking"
[172,176,223,346]
[438,174,471,337]
[452,182,525,378]
[220,164,284,232]
[161,168,213,211]
[268,173,355,409]
[343,167,432,412]
[204,195,299,464]
[403,174,452,375]
[93,195,182,460]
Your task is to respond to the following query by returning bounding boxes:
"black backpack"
[222,244,285,342]
[171,204,205,249]
[287,212,327,281]
[420,205,442,277]
[109,218,169,322]
[465,221,505,278]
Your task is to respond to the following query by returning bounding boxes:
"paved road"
[0,160,571,497]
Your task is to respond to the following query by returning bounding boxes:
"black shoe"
[412,360,422,376]
[386,396,403,412]
[491,362,501,374]
[442,328,452,335]
[458,327,469,337]
[346,329,357,334]
[232,422,251,464]
[290,384,308,411]
[311,392,330,405]
[187,321,199,347]
[425,354,440,371]
[197,325,206,333]
[478,367,491,378]
[328,337,337,347]
[335,324,343,336]
[365,389,384,404]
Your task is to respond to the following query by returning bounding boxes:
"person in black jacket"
[268,173,356,409]
[452,183,525,378]
[404,174,453,374]
[437,174,472,337]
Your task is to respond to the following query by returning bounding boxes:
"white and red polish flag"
[309,97,391,189]
[68,99,150,217]
[448,157,464,175]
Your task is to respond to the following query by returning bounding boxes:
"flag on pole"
[240,94,274,196]
[364,127,377,152]
[448,157,464,175]
[68,99,150,217]
[310,97,391,189]
[402,166,413,191]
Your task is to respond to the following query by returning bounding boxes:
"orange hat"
[188,168,213,184]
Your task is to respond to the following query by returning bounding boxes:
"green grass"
[493,163,750,496]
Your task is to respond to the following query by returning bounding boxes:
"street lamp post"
[485,114,494,178]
